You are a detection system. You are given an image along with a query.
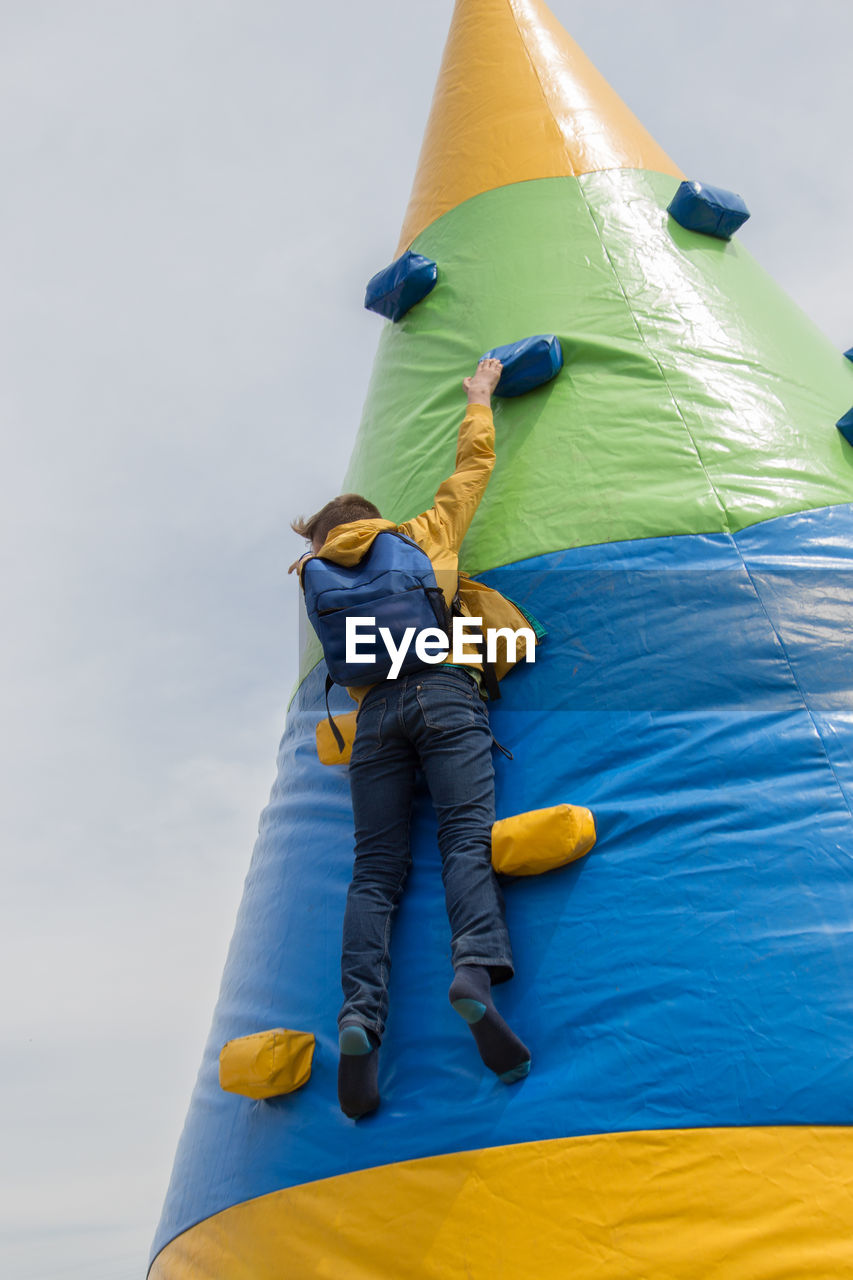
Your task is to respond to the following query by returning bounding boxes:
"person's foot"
[337,1024,381,1118]
[449,965,531,1083]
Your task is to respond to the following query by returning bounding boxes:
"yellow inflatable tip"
[492,803,596,876]
[397,0,682,253]
[219,1028,315,1100]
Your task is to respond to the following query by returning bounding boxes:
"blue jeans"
[339,666,514,1041]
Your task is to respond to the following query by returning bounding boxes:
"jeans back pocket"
[415,678,478,731]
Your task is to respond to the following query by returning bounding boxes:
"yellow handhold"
[397,0,682,254]
[492,803,596,876]
[219,1029,315,1100]
[316,711,358,765]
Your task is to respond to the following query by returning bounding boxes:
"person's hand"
[287,551,312,575]
[463,357,503,406]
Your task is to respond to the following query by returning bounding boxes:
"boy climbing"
[292,357,532,1119]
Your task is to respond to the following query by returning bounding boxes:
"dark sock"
[449,965,531,1083]
[337,1024,381,1119]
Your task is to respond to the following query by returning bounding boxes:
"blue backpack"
[301,530,450,687]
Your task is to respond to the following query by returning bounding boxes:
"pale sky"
[1,3,850,1277]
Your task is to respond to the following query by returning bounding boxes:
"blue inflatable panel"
[668,180,751,240]
[152,502,853,1264]
[844,348,853,363]
[364,251,438,321]
[837,408,853,445]
[482,334,563,397]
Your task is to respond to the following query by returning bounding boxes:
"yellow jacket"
[299,403,540,698]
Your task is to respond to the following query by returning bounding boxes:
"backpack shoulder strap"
[324,674,346,753]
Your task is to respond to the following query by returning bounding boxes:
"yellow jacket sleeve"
[397,403,495,594]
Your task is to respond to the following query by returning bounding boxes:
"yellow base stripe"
[151,1126,853,1279]
[396,0,682,253]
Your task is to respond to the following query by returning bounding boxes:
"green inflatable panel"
[343,172,853,577]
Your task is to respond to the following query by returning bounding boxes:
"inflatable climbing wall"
[151,0,853,1274]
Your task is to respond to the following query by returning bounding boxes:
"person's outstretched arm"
[400,357,502,559]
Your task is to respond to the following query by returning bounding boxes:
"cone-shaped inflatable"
[151,1,853,1275]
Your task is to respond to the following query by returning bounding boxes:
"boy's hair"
[291,493,382,547]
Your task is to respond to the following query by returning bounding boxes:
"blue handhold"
[364,251,438,322]
[668,180,751,240]
[482,335,563,398]
[837,409,853,446]
[844,348,853,363]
